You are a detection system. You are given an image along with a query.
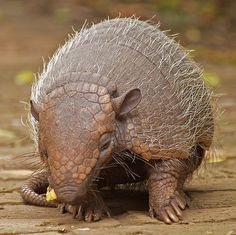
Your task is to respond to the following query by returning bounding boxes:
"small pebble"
[77,227,90,231]
[58,227,67,233]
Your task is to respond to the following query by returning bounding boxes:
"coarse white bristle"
[30,16,217,158]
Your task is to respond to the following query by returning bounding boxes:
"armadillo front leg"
[147,146,204,224]
[148,160,188,224]
[58,188,111,222]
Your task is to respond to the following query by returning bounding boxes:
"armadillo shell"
[32,18,214,159]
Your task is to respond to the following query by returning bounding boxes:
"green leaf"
[15,70,34,86]
[203,71,220,87]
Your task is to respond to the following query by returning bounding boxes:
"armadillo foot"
[57,192,111,222]
[147,158,194,224]
[149,190,189,224]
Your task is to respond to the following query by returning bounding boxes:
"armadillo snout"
[56,184,87,205]
[37,83,119,205]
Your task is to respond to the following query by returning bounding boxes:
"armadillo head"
[30,82,141,205]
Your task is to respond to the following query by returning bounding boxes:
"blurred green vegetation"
[203,71,221,87]
[15,70,34,86]
[1,0,235,29]
[1,0,235,58]
[0,0,235,88]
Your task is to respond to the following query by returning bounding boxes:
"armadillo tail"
[20,170,56,207]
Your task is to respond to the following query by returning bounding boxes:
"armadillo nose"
[56,186,86,205]
[58,192,78,205]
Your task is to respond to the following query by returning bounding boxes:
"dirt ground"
[1,147,236,235]
[0,1,236,235]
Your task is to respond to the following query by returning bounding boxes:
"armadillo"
[20,17,215,224]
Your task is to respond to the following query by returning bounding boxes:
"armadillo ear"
[112,88,142,116]
[30,100,39,121]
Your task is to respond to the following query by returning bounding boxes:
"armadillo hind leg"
[20,170,57,207]
[147,145,205,224]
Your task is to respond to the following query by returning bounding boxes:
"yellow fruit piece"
[46,187,57,202]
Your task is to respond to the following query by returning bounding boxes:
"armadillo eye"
[99,133,112,152]
[100,141,110,151]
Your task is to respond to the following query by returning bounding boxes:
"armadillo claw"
[57,203,109,222]
[149,191,189,224]
[57,193,111,222]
